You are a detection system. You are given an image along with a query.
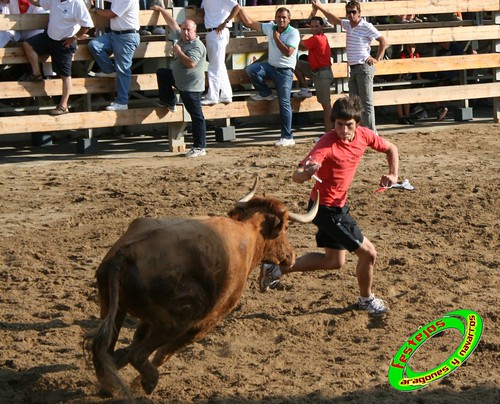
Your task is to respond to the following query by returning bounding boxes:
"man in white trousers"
[200,0,241,105]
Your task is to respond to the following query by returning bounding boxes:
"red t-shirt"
[300,126,389,207]
[302,33,331,71]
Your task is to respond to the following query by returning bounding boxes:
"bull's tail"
[83,253,129,397]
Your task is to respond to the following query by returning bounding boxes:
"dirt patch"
[0,122,499,403]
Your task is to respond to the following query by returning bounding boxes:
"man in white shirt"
[200,0,241,106]
[20,0,93,116]
[88,0,140,111]
[312,0,386,132]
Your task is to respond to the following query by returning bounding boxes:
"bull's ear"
[228,207,244,220]
[264,214,284,237]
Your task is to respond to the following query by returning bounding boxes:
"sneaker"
[157,100,177,112]
[293,88,313,98]
[185,148,206,158]
[201,99,217,106]
[106,102,128,111]
[275,138,295,147]
[398,117,411,125]
[93,71,117,78]
[437,107,448,121]
[259,263,281,293]
[358,294,390,315]
[250,93,275,101]
[219,98,232,104]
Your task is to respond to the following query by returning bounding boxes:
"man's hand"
[379,174,398,188]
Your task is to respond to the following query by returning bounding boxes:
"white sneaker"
[259,263,281,292]
[251,93,275,101]
[93,71,116,78]
[219,98,232,104]
[106,102,128,111]
[201,99,217,106]
[293,88,313,98]
[275,138,295,147]
[185,148,206,158]
[358,294,390,315]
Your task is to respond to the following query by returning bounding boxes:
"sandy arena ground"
[0,119,499,403]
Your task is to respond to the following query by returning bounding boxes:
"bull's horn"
[235,177,259,207]
[288,191,320,223]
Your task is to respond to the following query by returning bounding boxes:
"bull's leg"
[127,324,196,394]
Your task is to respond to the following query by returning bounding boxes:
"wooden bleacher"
[0,0,498,153]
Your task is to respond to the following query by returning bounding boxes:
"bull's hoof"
[113,348,130,369]
[140,372,159,395]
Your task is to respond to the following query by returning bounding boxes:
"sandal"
[18,73,43,82]
[49,106,69,116]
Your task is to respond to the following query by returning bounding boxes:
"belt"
[312,66,331,73]
[206,28,219,32]
[112,29,138,35]
[350,63,364,67]
[273,66,293,71]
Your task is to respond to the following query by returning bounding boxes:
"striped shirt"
[341,19,381,65]
[261,22,300,69]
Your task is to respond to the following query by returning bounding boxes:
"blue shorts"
[309,201,364,252]
[26,31,76,77]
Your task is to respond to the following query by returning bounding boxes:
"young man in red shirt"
[260,95,399,315]
[294,16,334,132]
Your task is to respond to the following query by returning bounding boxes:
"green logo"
[388,309,483,391]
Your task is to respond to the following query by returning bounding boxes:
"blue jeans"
[88,32,140,105]
[246,62,294,139]
[156,68,206,149]
[349,63,376,131]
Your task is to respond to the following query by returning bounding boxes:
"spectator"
[312,0,387,133]
[152,5,208,158]
[138,0,168,36]
[199,0,241,106]
[88,0,140,111]
[19,0,93,116]
[293,15,334,133]
[259,95,399,316]
[396,43,420,124]
[0,0,46,47]
[238,6,300,147]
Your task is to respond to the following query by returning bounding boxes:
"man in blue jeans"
[152,4,207,158]
[88,0,140,111]
[238,6,300,147]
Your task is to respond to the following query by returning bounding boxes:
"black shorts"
[26,31,76,77]
[308,201,364,252]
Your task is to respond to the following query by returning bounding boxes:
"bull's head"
[229,178,319,267]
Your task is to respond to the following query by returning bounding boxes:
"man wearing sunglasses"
[312,0,386,133]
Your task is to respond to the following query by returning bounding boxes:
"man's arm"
[312,0,342,26]
[151,5,181,33]
[273,30,296,57]
[28,0,41,7]
[238,6,261,32]
[216,4,242,33]
[374,35,387,62]
[380,140,399,187]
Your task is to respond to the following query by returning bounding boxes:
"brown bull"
[84,179,319,397]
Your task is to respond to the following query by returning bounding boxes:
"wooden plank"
[0,107,184,135]
[0,52,495,99]
[373,81,500,105]
[187,1,500,23]
[0,41,170,64]
[0,10,171,31]
[1,82,496,136]
[376,53,500,76]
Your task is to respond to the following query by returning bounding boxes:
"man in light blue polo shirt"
[239,7,300,147]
